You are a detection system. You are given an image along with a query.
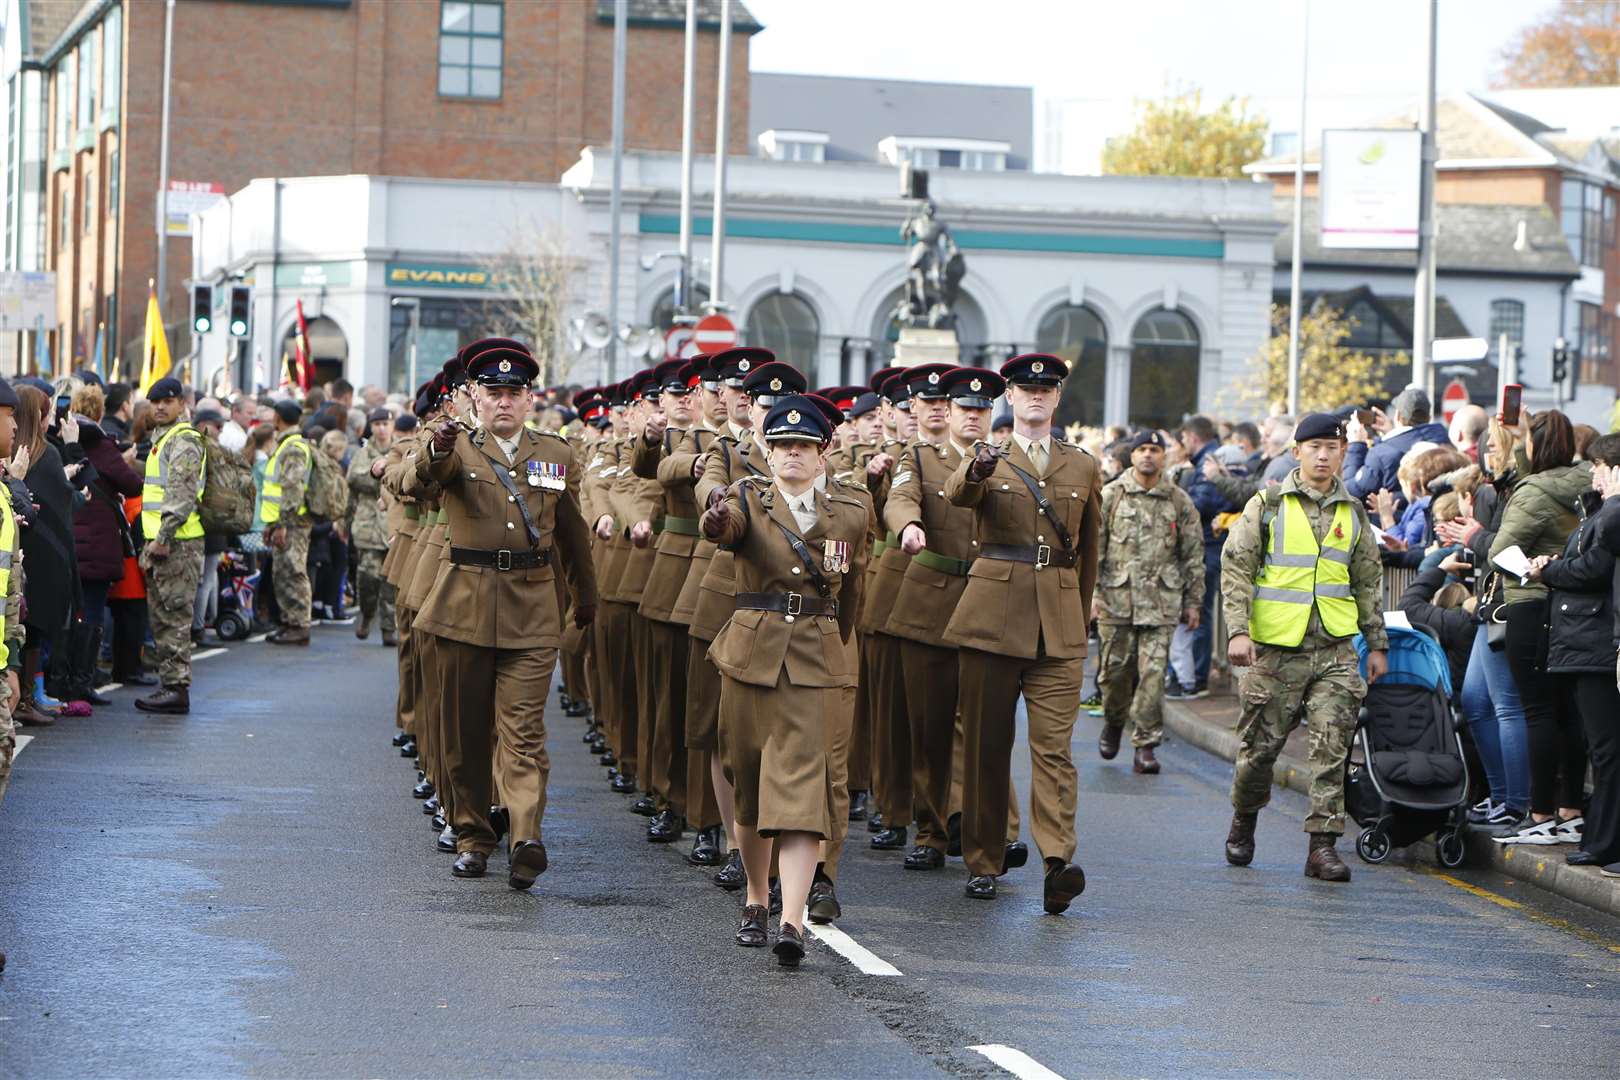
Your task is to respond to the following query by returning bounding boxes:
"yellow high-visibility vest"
[1250,494,1361,647]
[140,423,206,541]
[0,484,15,667]
[261,433,310,524]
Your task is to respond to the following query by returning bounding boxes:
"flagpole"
[154,0,176,349]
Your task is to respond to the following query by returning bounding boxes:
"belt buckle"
[496,549,513,571]
[1036,544,1051,568]
[785,592,803,617]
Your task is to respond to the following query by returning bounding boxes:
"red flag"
[294,299,315,390]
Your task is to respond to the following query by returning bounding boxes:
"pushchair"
[213,549,262,642]
[1345,624,1470,869]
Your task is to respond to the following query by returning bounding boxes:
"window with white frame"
[757,129,827,163]
[878,136,1008,171]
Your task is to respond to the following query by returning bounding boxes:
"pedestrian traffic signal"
[191,283,213,334]
[228,285,251,337]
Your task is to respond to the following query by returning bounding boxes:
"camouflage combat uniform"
[1094,472,1204,747]
[143,421,208,688]
[346,440,396,638]
[1220,470,1387,834]
[267,430,313,630]
[0,480,24,804]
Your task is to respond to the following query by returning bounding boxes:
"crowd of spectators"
[1072,386,1620,876]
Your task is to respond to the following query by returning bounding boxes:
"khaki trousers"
[440,638,558,855]
[866,633,910,823]
[820,682,857,880]
[958,647,1083,878]
[901,638,959,852]
[848,632,873,791]
[644,618,690,816]
[684,641,723,831]
[394,603,416,735]
[595,601,637,776]
[628,612,655,794]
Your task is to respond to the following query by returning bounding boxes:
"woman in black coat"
[1539,434,1620,868]
[13,386,83,721]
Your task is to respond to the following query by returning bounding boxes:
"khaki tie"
[1027,440,1048,477]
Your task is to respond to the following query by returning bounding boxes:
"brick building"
[0,0,756,376]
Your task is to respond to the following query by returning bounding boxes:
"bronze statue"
[892,196,966,330]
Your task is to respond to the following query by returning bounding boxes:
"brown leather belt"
[449,546,550,571]
[978,543,1075,569]
[735,591,839,617]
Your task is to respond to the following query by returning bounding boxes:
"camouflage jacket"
[1095,471,1204,626]
[346,440,390,550]
[270,428,312,526]
[1220,469,1389,651]
[152,419,205,546]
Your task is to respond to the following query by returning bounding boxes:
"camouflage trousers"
[1230,640,1367,834]
[273,524,312,630]
[1097,623,1174,748]
[0,679,14,805]
[356,547,396,637]
[142,536,206,688]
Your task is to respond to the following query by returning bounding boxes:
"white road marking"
[968,1045,1068,1080]
[12,734,32,758]
[801,908,902,977]
[192,648,227,661]
[95,683,121,694]
[247,632,271,643]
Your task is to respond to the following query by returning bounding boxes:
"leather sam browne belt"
[734,591,839,617]
[978,543,1076,569]
[449,546,551,571]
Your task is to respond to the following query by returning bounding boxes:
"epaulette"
[535,428,568,443]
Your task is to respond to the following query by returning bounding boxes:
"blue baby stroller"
[1345,624,1470,869]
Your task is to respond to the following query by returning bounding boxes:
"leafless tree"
[480,221,583,388]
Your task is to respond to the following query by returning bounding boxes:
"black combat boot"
[1225,811,1258,866]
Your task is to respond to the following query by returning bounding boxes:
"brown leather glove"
[431,420,459,455]
[967,443,998,482]
[701,503,732,540]
[574,604,596,629]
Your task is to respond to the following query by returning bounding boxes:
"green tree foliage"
[1231,305,1403,416]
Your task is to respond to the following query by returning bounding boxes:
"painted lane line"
[95,683,122,694]
[12,734,32,759]
[1419,868,1620,955]
[968,1044,1068,1080]
[801,909,902,977]
[192,648,227,661]
[246,632,271,643]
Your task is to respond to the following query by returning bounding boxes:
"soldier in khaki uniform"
[947,353,1100,915]
[834,386,886,822]
[1094,430,1205,773]
[1220,412,1388,882]
[262,399,315,645]
[347,407,398,646]
[412,340,596,889]
[381,400,428,759]
[134,377,208,714]
[700,393,870,967]
[588,384,638,796]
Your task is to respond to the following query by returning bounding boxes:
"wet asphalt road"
[2,625,1619,1079]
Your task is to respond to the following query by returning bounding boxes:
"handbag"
[1479,570,1508,650]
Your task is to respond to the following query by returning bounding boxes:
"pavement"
[2,625,1618,1079]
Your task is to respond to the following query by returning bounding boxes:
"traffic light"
[228,285,251,337]
[1551,340,1571,385]
[191,283,213,333]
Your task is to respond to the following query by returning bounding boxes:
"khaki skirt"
[717,670,835,839]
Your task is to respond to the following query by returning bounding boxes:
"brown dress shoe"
[508,840,548,890]
[1132,746,1160,774]
[1225,811,1258,866]
[1042,859,1087,915]
[773,923,806,967]
[14,697,56,726]
[134,686,190,715]
[1097,723,1123,760]
[1304,833,1351,882]
[266,626,310,646]
[451,851,488,878]
[735,904,769,947]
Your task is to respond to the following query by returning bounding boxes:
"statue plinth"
[894,327,960,367]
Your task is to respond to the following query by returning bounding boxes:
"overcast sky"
[745,0,1561,171]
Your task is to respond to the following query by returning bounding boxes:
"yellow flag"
[139,286,172,393]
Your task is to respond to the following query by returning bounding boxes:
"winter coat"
[1181,441,1234,547]
[73,422,143,583]
[1398,565,1474,693]
[1343,421,1451,503]
[1541,489,1618,672]
[1489,461,1592,605]
[21,442,80,635]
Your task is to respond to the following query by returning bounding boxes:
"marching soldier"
[615,369,668,821]
[947,354,1099,915]
[1094,431,1205,773]
[1220,412,1387,882]
[381,396,429,758]
[586,383,637,796]
[348,407,399,647]
[412,339,596,888]
[134,377,208,714]
[262,398,315,646]
[700,393,870,967]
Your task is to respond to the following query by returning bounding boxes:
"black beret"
[741,361,807,403]
[762,393,832,444]
[466,340,539,388]
[0,378,18,409]
[368,407,392,423]
[1000,353,1068,387]
[1294,412,1347,444]
[394,413,418,433]
[940,367,1005,408]
[906,364,956,400]
[1130,429,1167,451]
[848,391,882,419]
[711,346,774,387]
[272,399,303,424]
[193,407,225,426]
[147,376,185,402]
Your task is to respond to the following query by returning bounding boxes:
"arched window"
[1128,308,1199,431]
[650,284,711,334]
[746,291,819,373]
[1037,303,1107,429]
[281,315,348,389]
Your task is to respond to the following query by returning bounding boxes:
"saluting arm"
[945,446,990,508]
[629,430,664,481]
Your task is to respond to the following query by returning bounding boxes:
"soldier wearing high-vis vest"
[134,378,207,715]
[0,377,27,806]
[261,399,315,645]
[1219,412,1388,883]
